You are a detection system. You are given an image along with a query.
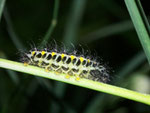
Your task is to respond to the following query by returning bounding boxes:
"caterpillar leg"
[56,68,62,74]
[65,74,70,79]
[45,68,49,72]
[75,75,80,81]
[55,71,60,75]
[24,62,29,66]
[45,66,52,72]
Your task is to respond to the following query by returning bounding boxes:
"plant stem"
[125,0,150,65]
[63,0,86,45]
[0,0,6,22]
[4,8,25,50]
[41,0,60,47]
[114,51,146,85]
[83,20,133,43]
[0,58,150,105]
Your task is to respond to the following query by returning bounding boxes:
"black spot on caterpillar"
[20,44,110,83]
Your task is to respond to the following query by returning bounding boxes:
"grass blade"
[82,20,133,43]
[125,0,150,64]
[0,0,6,22]
[63,0,86,44]
[0,58,150,105]
[4,8,25,49]
[41,0,60,46]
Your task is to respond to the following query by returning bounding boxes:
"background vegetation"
[0,0,150,113]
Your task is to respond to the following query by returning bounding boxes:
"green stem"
[4,8,25,50]
[0,58,150,105]
[0,0,6,22]
[125,0,150,65]
[63,0,86,45]
[82,20,133,43]
[136,0,150,33]
[41,0,60,46]
[114,51,146,85]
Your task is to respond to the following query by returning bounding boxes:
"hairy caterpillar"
[20,44,110,83]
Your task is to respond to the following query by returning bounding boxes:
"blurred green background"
[0,0,150,113]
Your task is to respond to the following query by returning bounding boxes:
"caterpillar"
[20,45,110,83]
